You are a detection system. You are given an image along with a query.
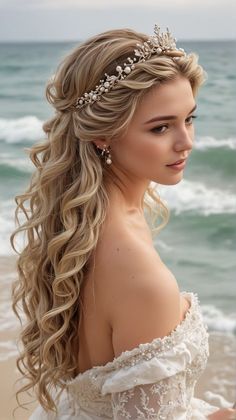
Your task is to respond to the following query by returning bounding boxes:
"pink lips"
[166,158,187,171]
[167,158,186,166]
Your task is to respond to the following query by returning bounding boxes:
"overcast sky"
[0,0,235,42]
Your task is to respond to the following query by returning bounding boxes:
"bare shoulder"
[94,224,181,358]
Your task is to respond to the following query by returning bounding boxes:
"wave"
[0,116,236,150]
[2,179,235,257]
[190,146,236,173]
[202,304,236,334]
[0,200,17,256]
[0,115,45,143]
[152,179,236,215]
[194,135,236,150]
[0,153,33,176]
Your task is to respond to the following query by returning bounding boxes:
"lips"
[167,158,186,166]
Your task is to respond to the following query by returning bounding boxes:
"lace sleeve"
[110,371,189,419]
[100,303,219,420]
[101,340,198,419]
[110,381,219,419]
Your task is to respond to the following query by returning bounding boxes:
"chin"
[153,174,184,185]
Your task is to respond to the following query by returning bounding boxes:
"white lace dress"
[29,291,221,419]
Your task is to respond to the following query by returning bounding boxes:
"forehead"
[136,76,194,117]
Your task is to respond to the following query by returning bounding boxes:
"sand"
[0,356,38,420]
[0,255,235,419]
[0,256,38,419]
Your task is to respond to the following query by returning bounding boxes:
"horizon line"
[0,38,235,43]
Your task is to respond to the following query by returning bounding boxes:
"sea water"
[0,41,235,361]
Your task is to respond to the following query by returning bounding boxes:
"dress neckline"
[63,290,199,385]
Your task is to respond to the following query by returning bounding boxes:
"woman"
[10,25,236,419]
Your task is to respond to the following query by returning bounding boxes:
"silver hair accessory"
[74,24,187,109]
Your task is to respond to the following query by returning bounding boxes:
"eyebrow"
[144,104,197,124]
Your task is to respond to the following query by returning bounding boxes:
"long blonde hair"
[10,27,207,416]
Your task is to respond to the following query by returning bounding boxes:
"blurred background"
[0,0,235,418]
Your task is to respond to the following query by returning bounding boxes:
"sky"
[0,0,235,42]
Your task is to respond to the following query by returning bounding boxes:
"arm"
[100,235,192,418]
[105,233,182,357]
[207,409,236,419]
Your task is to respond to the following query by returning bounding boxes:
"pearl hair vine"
[74,24,187,110]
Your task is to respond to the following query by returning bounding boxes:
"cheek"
[118,133,168,172]
[132,133,168,163]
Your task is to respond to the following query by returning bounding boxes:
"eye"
[186,114,198,124]
[151,125,168,134]
[151,115,198,134]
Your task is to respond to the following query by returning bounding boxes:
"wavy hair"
[10,27,207,417]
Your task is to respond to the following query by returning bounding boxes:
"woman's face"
[111,75,197,185]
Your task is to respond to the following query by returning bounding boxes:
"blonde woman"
[10,25,236,420]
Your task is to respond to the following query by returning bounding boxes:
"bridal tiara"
[74,24,187,110]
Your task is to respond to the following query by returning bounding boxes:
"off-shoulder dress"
[29,291,220,419]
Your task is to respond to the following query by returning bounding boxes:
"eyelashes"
[188,115,198,121]
[151,115,198,134]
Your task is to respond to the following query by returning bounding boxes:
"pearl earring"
[96,144,112,165]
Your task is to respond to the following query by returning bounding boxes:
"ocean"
[0,40,235,353]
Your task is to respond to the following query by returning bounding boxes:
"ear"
[92,139,110,150]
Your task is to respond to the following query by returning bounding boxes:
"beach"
[0,255,235,419]
[0,256,38,420]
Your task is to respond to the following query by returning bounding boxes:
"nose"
[174,126,193,152]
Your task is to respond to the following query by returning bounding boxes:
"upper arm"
[99,234,181,358]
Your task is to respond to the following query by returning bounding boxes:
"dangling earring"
[97,144,112,165]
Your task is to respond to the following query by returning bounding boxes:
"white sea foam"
[194,135,236,151]
[0,341,19,362]
[0,152,34,173]
[155,239,173,252]
[0,116,236,150]
[201,304,236,334]
[203,391,232,409]
[155,179,236,216]
[0,116,44,143]
[0,199,29,256]
[2,178,236,256]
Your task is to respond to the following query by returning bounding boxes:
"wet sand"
[0,255,235,419]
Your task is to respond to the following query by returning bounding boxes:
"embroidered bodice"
[29,291,219,419]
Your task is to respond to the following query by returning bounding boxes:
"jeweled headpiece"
[74,24,187,109]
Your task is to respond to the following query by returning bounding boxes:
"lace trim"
[63,291,206,385]
[110,373,193,420]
